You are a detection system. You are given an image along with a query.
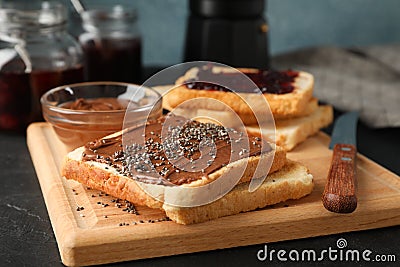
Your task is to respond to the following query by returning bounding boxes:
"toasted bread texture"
[163,67,314,125]
[61,114,315,224]
[273,97,318,120]
[62,143,286,201]
[62,153,313,224]
[61,121,287,208]
[247,105,333,151]
[163,160,314,224]
[163,96,319,127]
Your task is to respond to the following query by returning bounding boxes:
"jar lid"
[0,1,67,31]
[81,5,138,34]
[82,5,137,21]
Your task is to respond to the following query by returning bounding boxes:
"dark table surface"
[1,69,399,266]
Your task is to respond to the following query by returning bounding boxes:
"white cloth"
[272,45,400,128]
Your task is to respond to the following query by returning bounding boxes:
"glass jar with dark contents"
[0,1,84,131]
[79,5,142,83]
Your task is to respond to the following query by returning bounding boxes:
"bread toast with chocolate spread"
[62,115,314,224]
[163,66,314,125]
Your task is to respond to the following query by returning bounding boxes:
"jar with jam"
[79,5,142,83]
[0,1,84,131]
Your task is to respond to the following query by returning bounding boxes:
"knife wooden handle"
[322,143,357,213]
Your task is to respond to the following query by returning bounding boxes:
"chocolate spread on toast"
[82,115,271,186]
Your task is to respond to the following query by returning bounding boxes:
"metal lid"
[81,5,138,33]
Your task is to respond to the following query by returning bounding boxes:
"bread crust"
[163,96,319,126]
[62,154,313,224]
[62,152,164,209]
[61,142,286,210]
[163,160,314,224]
[273,97,318,120]
[187,145,286,187]
[246,105,334,151]
[164,67,314,125]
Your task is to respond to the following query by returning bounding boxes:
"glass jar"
[0,1,84,131]
[79,5,142,84]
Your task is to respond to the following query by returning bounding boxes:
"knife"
[322,111,359,213]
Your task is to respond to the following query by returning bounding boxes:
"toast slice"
[164,65,314,125]
[246,105,334,151]
[62,115,286,210]
[163,95,319,126]
[273,97,318,120]
[164,160,313,224]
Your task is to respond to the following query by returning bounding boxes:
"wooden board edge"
[27,123,82,264]
[59,196,400,266]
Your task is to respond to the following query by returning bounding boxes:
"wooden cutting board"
[27,122,400,267]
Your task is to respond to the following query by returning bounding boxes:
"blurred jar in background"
[0,1,84,131]
[79,5,142,83]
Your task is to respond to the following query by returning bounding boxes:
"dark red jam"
[0,59,84,131]
[185,68,299,94]
[80,37,142,83]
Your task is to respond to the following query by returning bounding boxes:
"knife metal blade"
[329,112,358,149]
[322,111,359,213]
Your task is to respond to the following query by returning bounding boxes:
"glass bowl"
[41,81,162,151]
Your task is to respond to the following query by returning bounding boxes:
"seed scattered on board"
[72,188,170,226]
